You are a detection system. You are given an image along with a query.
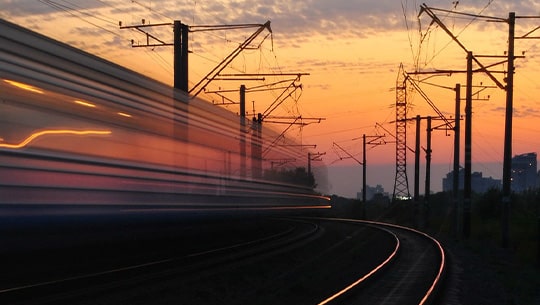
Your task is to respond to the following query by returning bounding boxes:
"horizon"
[320,160,512,199]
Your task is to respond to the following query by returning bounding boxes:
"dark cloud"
[0,0,106,17]
[3,0,536,69]
[0,0,58,16]
[491,104,540,118]
[514,106,540,118]
[3,1,535,41]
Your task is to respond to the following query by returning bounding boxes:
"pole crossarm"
[515,16,540,39]
[262,116,299,157]
[420,5,506,22]
[206,74,308,107]
[352,135,386,147]
[519,24,540,39]
[189,21,272,97]
[261,75,304,119]
[332,142,363,165]
[375,122,412,152]
[189,23,267,32]
[418,4,506,89]
[209,92,238,105]
[265,115,324,121]
[403,71,454,130]
[397,116,452,134]
[219,73,310,77]
[119,22,174,47]
[309,152,326,161]
[119,22,174,28]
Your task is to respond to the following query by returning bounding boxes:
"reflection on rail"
[0,18,329,211]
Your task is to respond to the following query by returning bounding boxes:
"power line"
[414,0,496,70]
[130,0,174,21]
[38,0,122,37]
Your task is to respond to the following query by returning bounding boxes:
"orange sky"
[2,0,539,196]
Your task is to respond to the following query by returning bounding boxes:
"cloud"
[3,0,537,78]
[3,1,536,43]
[0,0,58,16]
[514,106,540,118]
[491,104,540,118]
[0,0,106,17]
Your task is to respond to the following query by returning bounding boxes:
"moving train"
[0,19,330,214]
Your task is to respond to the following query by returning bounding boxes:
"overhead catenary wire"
[36,0,183,80]
[34,0,316,156]
[415,0,496,70]
[38,0,121,37]
[130,0,174,21]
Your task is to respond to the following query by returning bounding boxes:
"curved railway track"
[1,217,445,305]
[317,218,446,305]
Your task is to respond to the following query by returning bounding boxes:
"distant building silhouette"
[357,184,390,201]
[442,169,501,194]
[511,152,537,192]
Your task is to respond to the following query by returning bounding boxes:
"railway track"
[316,218,446,305]
[0,217,318,304]
[1,217,445,305]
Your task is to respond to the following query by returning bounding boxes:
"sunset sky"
[2,0,539,197]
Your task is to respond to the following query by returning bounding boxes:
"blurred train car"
[0,18,330,215]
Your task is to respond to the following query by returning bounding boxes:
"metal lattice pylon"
[393,64,411,201]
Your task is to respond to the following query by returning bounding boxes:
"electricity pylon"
[393,63,411,201]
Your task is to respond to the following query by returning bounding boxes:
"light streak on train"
[0,129,112,149]
[117,112,132,118]
[3,79,44,94]
[74,100,96,108]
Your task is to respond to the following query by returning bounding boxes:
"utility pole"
[209,74,322,168]
[501,12,516,249]
[363,134,367,206]
[333,134,385,214]
[414,115,421,203]
[401,115,444,228]
[239,85,247,178]
[418,3,540,244]
[308,152,325,177]
[308,152,325,189]
[174,21,189,91]
[501,12,540,248]
[252,113,263,179]
[463,51,473,239]
[453,83,461,240]
[357,135,386,208]
[414,115,421,228]
[121,21,274,96]
[120,20,189,92]
[424,116,432,229]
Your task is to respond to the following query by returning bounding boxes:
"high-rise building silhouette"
[511,152,537,192]
[442,169,501,194]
